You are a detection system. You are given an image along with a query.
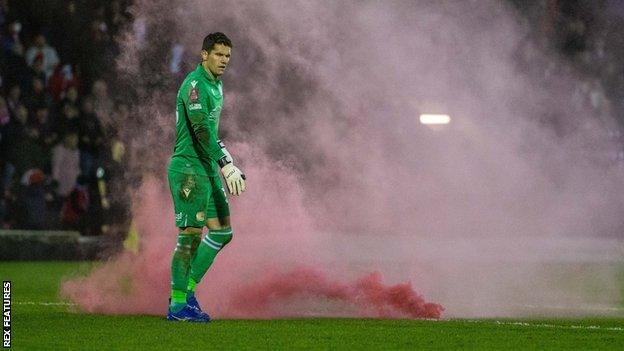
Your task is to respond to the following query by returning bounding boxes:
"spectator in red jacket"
[60,174,89,231]
[49,64,80,102]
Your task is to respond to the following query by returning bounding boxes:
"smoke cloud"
[63,0,624,318]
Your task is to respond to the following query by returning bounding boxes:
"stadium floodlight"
[419,114,451,125]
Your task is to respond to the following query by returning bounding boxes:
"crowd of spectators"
[0,0,131,234]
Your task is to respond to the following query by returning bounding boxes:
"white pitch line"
[461,319,624,331]
[14,301,76,306]
[11,302,624,331]
[521,304,624,312]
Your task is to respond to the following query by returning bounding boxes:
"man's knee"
[221,227,233,245]
[174,230,201,258]
[206,216,230,230]
[207,227,233,247]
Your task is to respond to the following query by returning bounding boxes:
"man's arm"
[183,80,245,195]
[182,82,226,164]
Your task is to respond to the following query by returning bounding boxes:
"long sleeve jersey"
[168,64,226,176]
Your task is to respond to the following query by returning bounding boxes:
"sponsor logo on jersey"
[191,80,198,88]
[189,103,202,110]
[182,187,191,198]
[208,106,222,121]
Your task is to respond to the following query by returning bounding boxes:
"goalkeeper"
[166,32,245,322]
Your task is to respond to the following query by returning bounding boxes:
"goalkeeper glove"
[219,162,246,196]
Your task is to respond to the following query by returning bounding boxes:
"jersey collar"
[197,63,219,82]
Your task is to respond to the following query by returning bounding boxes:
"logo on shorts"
[196,211,205,222]
[181,175,196,199]
[182,188,191,198]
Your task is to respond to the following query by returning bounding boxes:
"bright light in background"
[420,114,451,125]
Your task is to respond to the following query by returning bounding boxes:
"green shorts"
[168,169,230,228]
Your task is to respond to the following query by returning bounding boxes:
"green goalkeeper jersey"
[168,64,227,176]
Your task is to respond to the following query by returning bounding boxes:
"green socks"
[188,228,233,289]
[187,278,198,295]
[169,233,200,312]
[169,228,232,312]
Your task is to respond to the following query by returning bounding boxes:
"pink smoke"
[62,0,624,319]
[229,267,443,319]
[62,144,443,318]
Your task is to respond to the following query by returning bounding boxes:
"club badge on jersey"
[189,88,199,102]
[189,87,202,110]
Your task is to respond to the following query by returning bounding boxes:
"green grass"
[1,262,623,350]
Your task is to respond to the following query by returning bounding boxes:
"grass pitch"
[1,261,623,350]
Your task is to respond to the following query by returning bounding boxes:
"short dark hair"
[202,32,232,53]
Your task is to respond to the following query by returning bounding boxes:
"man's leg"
[187,219,232,294]
[167,170,208,314]
[170,227,201,312]
[187,176,232,295]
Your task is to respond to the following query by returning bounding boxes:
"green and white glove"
[217,140,246,195]
[217,140,233,164]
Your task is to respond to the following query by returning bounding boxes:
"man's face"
[9,86,20,100]
[35,35,45,48]
[65,134,79,149]
[33,79,43,92]
[67,87,78,101]
[36,108,48,122]
[202,43,231,77]
[82,99,94,113]
[16,106,28,124]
